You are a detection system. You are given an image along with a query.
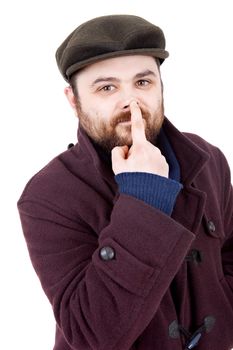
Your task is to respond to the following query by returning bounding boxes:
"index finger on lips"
[130,101,146,144]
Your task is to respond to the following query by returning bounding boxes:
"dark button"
[186,332,202,349]
[185,249,203,264]
[100,246,115,261]
[207,220,216,233]
[67,143,74,149]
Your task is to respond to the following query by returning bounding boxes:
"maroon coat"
[18,118,233,350]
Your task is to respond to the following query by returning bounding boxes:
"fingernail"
[130,100,138,107]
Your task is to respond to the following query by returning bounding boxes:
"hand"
[111,101,169,177]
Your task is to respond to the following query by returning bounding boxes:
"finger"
[111,145,129,162]
[111,146,128,174]
[130,101,146,144]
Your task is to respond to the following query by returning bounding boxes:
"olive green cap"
[56,14,169,82]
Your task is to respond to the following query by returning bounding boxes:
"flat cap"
[56,15,169,81]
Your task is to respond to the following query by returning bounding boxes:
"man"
[17,15,233,350]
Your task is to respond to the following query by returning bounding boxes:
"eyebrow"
[134,69,157,79]
[91,69,157,87]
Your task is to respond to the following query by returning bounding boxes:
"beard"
[75,100,165,154]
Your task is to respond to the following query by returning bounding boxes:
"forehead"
[75,55,159,83]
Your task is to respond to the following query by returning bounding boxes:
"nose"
[116,86,140,111]
[119,97,140,111]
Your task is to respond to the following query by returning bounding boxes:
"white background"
[1,0,233,349]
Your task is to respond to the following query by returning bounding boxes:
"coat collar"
[77,125,115,186]
[76,117,210,187]
[162,118,210,185]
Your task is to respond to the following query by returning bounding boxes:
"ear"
[64,86,77,112]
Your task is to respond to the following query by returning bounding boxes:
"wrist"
[115,172,183,215]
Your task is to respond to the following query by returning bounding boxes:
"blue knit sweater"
[115,129,183,216]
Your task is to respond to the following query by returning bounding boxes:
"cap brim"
[65,48,169,81]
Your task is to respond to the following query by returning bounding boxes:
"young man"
[17,15,233,350]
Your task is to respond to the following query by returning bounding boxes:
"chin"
[116,129,132,144]
[116,135,133,147]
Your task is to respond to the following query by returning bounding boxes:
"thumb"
[111,145,129,161]
[111,145,129,174]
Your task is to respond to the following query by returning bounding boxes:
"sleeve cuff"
[115,172,183,216]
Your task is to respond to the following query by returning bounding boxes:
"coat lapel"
[163,118,210,235]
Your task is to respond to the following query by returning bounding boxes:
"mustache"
[110,108,150,128]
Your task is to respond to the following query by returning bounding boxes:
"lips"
[111,110,148,128]
[118,119,131,123]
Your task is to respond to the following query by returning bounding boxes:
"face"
[66,55,164,153]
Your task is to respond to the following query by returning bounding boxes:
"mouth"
[118,120,131,124]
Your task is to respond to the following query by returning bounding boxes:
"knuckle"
[112,146,120,155]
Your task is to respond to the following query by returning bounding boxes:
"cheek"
[144,97,162,115]
[91,104,115,124]
[143,87,162,105]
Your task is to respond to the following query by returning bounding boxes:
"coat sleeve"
[17,190,194,350]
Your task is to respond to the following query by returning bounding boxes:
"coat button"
[185,249,203,264]
[100,246,115,261]
[67,143,74,149]
[207,220,216,233]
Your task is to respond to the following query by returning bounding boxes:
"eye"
[99,85,116,92]
[136,79,150,87]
